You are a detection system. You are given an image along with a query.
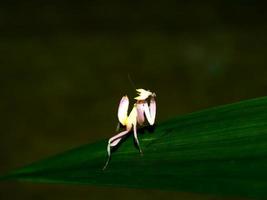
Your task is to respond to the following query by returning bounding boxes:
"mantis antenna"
[114,74,137,132]
[115,74,136,133]
[127,73,137,92]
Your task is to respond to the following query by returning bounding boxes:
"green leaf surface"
[2,96,267,199]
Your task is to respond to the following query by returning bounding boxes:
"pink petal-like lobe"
[136,103,145,125]
[118,95,129,126]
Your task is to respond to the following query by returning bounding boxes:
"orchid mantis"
[103,89,156,170]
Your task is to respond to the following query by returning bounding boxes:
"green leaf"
[2,96,267,199]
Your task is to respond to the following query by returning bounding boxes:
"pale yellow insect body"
[103,88,156,170]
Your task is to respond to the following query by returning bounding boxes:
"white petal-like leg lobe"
[150,97,156,124]
[136,103,145,125]
[118,96,129,126]
[103,128,131,170]
[143,103,153,125]
[110,137,122,147]
[143,97,156,125]
[109,128,131,147]
[133,122,143,154]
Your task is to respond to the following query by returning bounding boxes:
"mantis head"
[134,89,156,101]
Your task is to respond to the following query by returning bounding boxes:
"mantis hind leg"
[103,129,130,170]
[103,145,111,170]
[133,123,143,155]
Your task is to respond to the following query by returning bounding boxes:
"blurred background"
[0,0,266,199]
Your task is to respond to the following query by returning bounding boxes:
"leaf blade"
[2,96,267,198]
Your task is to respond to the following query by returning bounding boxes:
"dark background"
[0,1,266,199]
